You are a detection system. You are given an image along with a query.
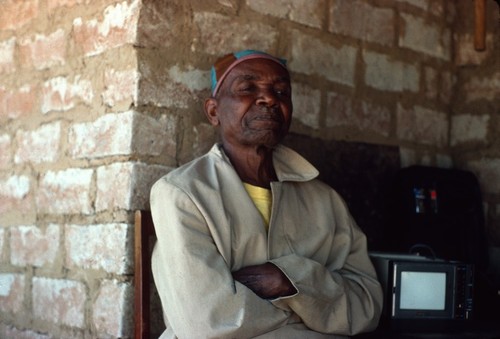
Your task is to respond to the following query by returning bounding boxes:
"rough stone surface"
[96,162,170,212]
[32,277,86,328]
[292,82,321,129]
[0,134,12,169]
[0,273,25,314]
[399,13,451,60]
[329,0,394,46]
[36,168,93,215]
[450,114,489,146]
[247,0,323,28]
[397,105,448,147]
[64,223,132,274]
[291,31,357,87]
[14,122,61,164]
[364,51,419,92]
[0,175,33,217]
[0,38,16,73]
[10,224,60,267]
[92,280,133,337]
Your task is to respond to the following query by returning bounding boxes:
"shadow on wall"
[282,133,401,252]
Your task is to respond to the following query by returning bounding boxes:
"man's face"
[206,58,293,150]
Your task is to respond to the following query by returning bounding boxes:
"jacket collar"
[210,143,319,183]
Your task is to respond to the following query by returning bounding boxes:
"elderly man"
[150,50,382,338]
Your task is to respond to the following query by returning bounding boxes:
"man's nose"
[256,88,278,106]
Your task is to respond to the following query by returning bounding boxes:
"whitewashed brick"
[364,51,419,92]
[32,277,86,328]
[69,111,174,158]
[247,0,322,28]
[450,114,489,146]
[102,68,138,107]
[291,31,357,87]
[0,134,12,169]
[292,82,321,129]
[0,228,4,262]
[93,280,133,337]
[0,37,16,73]
[15,122,61,164]
[192,12,277,54]
[69,111,134,158]
[18,29,66,70]
[397,105,448,147]
[95,162,135,211]
[36,168,93,214]
[41,76,93,114]
[72,0,140,56]
[0,0,38,30]
[0,84,36,119]
[47,0,93,11]
[0,175,32,216]
[139,64,209,108]
[399,13,451,60]
[65,223,132,274]
[10,224,60,267]
[96,162,170,212]
[0,273,25,314]
[0,326,50,339]
[69,111,133,158]
[0,176,30,200]
[168,65,209,92]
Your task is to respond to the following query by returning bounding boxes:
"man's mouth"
[254,107,282,122]
[255,114,280,121]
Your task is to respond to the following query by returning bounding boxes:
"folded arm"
[232,262,297,299]
[269,202,383,336]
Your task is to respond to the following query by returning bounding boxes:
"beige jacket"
[151,144,382,339]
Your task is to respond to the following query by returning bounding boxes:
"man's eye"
[275,88,290,97]
[236,83,255,93]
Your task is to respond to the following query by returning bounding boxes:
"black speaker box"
[384,165,488,269]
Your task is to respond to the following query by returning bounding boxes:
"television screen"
[400,271,447,310]
[369,252,474,330]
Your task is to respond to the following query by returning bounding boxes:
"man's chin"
[240,128,288,147]
[255,135,285,149]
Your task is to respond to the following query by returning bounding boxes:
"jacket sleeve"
[150,178,291,339]
[269,192,383,336]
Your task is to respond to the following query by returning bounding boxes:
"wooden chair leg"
[134,210,155,339]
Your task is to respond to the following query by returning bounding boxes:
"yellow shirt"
[243,182,272,230]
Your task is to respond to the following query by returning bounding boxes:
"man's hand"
[232,262,296,299]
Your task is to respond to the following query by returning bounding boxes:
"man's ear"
[204,98,219,126]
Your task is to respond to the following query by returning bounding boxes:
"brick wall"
[452,0,500,278]
[0,0,498,337]
[0,0,169,337]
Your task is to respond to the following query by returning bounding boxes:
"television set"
[370,252,474,331]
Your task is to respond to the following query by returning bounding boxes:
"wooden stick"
[474,0,486,51]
